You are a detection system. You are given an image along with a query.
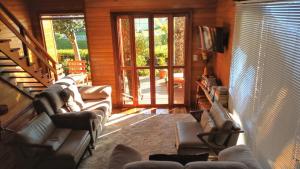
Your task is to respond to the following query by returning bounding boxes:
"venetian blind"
[229,0,300,169]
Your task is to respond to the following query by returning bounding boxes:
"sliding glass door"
[115,14,188,107]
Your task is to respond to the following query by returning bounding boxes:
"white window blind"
[229,1,300,169]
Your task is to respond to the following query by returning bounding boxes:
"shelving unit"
[195,80,213,110]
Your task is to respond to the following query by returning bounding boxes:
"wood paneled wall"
[28,0,84,46]
[0,0,32,50]
[84,0,217,106]
[213,0,235,86]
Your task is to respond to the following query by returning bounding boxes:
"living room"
[0,0,299,169]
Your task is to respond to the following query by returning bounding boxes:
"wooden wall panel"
[213,0,235,86]
[0,0,32,50]
[84,0,217,106]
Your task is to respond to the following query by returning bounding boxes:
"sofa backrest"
[34,77,85,116]
[16,113,55,145]
[124,161,249,169]
[218,145,262,169]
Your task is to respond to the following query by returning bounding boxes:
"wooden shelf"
[196,80,213,104]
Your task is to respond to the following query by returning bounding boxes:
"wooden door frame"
[111,11,192,108]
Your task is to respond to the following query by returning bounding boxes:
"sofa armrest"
[79,85,112,100]
[185,161,248,169]
[197,130,244,155]
[51,111,98,130]
[190,110,203,122]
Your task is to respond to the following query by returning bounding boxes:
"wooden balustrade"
[0,2,57,80]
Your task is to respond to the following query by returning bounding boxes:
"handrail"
[0,2,57,80]
[0,12,57,74]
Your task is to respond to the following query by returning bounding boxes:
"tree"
[53,19,85,60]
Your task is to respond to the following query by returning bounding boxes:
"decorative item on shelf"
[0,104,8,141]
[201,75,217,91]
[214,86,229,107]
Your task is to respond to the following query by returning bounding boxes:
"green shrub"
[55,39,88,49]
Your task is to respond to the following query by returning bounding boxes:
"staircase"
[0,3,64,97]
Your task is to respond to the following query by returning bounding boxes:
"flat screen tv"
[198,26,225,53]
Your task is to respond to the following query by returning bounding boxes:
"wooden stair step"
[0,39,11,43]
[10,48,20,52]
[10,77,38,83]
[22,82,45,87]
[27,87,47,92]
[0,56,9,60]
[2,72,31,78]
[0,60,17,66]
[0,67,24,73]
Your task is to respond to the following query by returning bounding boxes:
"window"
[229,1,300,168]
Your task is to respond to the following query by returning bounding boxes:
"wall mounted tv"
[198,26,226,53]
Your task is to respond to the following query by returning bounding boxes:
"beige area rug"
[78,110,194,169]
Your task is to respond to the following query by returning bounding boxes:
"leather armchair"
[176,102,243,155]
[8,113,92,169]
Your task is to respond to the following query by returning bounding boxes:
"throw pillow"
[200,110,210,129]
[149,153,209,165]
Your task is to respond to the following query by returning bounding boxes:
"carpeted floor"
[78,109,193,169]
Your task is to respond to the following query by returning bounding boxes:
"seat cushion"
[36,130,91,169]
[55,130,90,163]
[218,145,262,169]
[108,144,143,169]
[176,122,206,149]
[124,161,183,169]
[43,128,72,151]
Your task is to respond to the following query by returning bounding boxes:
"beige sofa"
[108,144,262,169]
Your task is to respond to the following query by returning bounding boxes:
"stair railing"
[0,2,58,81]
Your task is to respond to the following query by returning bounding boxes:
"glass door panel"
[137,69,151,105]
[155,69,168,104]
[135,18,150,67]
[121,69,134,105]
[119,17,132,67]
[115,14,187,107]
[173,68,185,104]
[173,17,186,66]
[154,17,168,66]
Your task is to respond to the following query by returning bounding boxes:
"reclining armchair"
[7,113,92,169]
[176,102,243,155]
[33,77,112,147]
